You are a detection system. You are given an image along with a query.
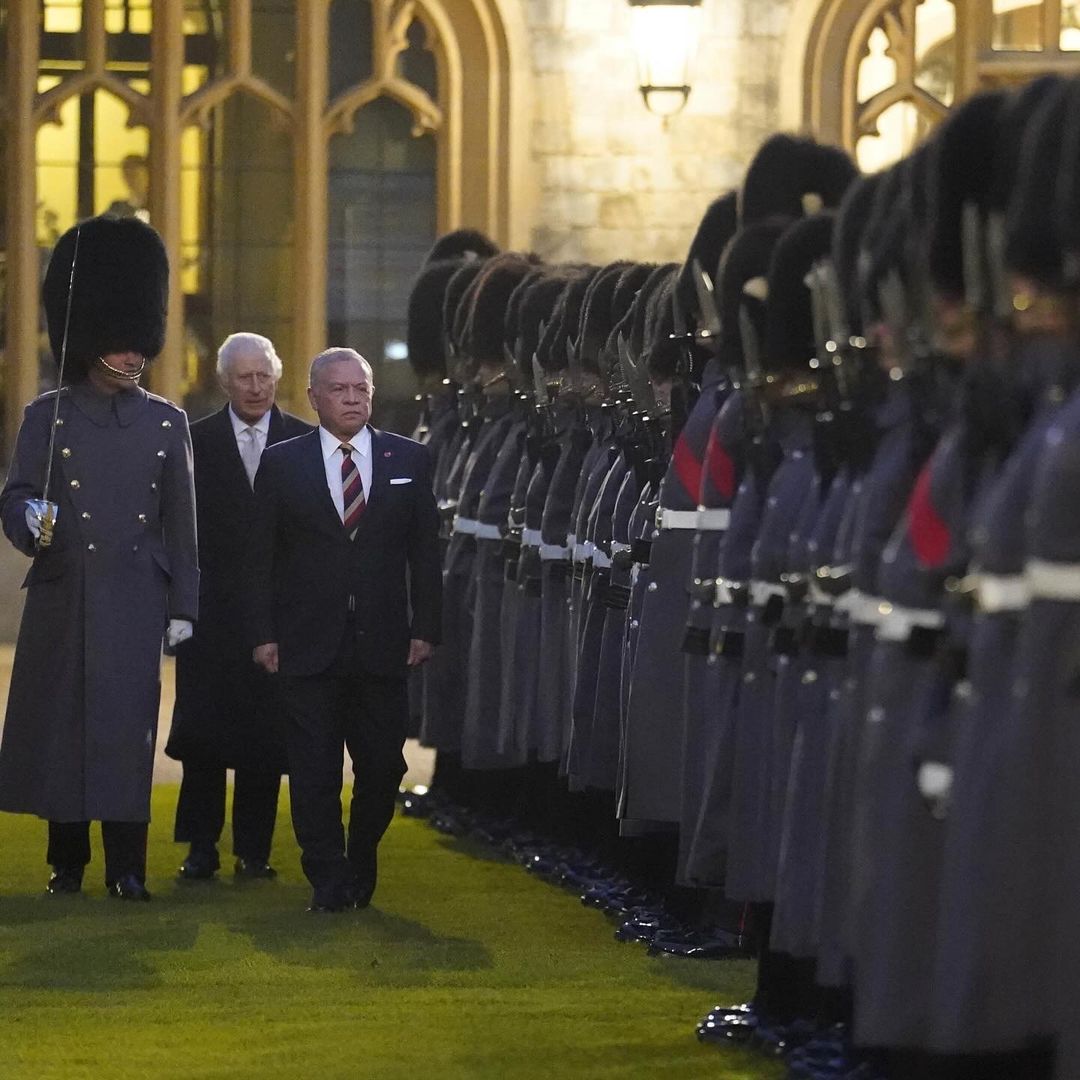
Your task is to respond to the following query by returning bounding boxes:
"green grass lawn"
[0,787,781,1079]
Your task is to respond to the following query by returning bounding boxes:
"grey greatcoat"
[0,383,199,823]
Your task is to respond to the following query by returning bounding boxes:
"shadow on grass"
[223,900,494,986]
[0,894,200,991]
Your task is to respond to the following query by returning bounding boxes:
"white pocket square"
[389,477,413,485]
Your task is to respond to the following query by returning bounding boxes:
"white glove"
[916,761,954,821]
[25,499,58,540]
[166,619,194,648]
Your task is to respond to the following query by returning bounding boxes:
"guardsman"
[459,254,538,774]
[928,77,1073,1080]
[617,194,739,845]
[0,214,198,901]
[533,269,602,768]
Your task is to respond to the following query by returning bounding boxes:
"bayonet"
[691,258,722,341]
[31,226,82,548]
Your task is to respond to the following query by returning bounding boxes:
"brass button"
[137,513,147,524]
[61,448,72,458]
[55,418,64,427]
[81,511,91,520]
[87,543,96,552]
[151,482,158,490]
[69,479,80,489]
[132,544,139,552]
[157,450,166,459]
[161,420,172,428]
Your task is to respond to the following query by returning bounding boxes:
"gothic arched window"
[799,0,1080,170]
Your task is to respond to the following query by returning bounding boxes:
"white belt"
[540,542,571,561]
[974,572,1029,613]
[522,527,542,548]
[696,508,731,532]
[474,522,503,541]
[572,541,593,563]
[611,541,631,555]
[750,580,787,607]
[714,580,735,606]
[566,533,577,550]
[453,516,479,535]
[1026,559,1080,602]
[835,590,884,626]
[592,549,612,570]
[808,581,836,607]
[657,508,700,530]
[875,602,945,642]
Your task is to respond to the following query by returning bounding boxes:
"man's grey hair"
[217,332,283,380]
[308,347,374,388]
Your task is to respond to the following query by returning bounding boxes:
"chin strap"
[97,355,147,381]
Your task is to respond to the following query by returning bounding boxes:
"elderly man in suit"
[166,333,312,881]
[247,348,442,912]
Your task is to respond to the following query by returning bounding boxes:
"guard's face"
[222,348,278,424]
[308,357,374,439]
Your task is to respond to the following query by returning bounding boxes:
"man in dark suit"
[166,333,312,881]
[247,347,442,912]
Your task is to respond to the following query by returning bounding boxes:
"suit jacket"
[246,426,442,679]
[167,403,312,768]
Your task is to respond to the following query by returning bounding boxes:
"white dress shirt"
[230,406,271,486]
[319,424,372,522]
[229,404,271,450]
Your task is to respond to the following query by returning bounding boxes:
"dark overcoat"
[166,404,311,772]
[0,382,199,822]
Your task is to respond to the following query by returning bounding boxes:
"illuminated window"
[806,0,1080,170]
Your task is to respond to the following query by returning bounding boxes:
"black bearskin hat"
[506,267,548,354]
[604,262,658,368]
[763,213,836,375]
[926,89,1008,301]
[990,75,1062,215]
[512,269,579,381]
[43,214,168,384]
[832,173,883,336]
[627,263,678,361]
[443,260,488,356]
[673,191,739,327]
[464,253,540,363]
[740,134,859,226]
[537,268,599,373]
[644,271,681,381]
[1015,77,1080,284]
[715,218,791,366]
[577,261,632,374]
[406,258,463,379]
[422,227,500,266]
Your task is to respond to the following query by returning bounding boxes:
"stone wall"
[521,0,795,265]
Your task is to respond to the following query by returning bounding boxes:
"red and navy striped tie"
[340,444,366,539]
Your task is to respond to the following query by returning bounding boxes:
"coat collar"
[67,381,148,428]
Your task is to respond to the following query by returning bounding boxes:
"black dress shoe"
[177,844,219,881]
[109,874,152,902]
[47,867,84,895]
[306,886,347,913]
[234,858,277,880]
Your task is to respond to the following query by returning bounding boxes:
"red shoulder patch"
[704,426,736,502]
[672,433,703,503]
[907,464,951,569]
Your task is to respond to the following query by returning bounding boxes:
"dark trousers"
[281,624,407,895]
[174,759,281,863]
[47,820,148,883]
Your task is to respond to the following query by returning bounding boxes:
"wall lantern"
[628,0,703,118]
